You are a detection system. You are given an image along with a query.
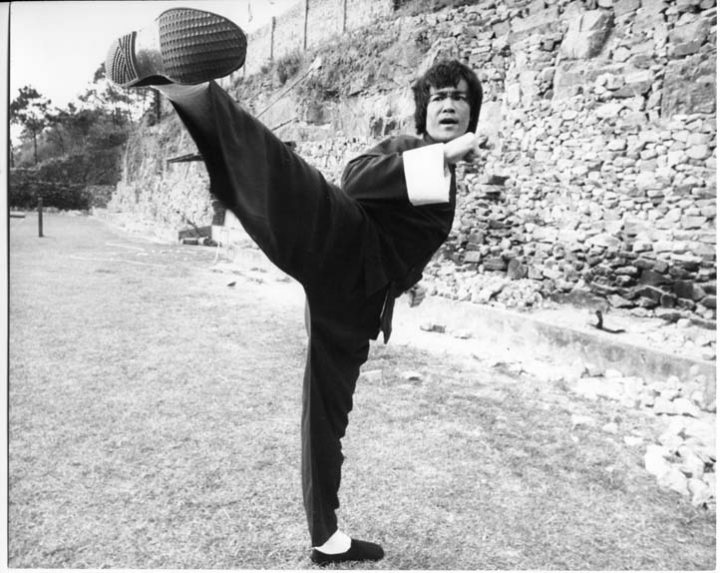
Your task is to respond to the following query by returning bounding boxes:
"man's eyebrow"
[431,87,468,94]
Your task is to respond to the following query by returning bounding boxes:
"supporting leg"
[301,289,385,547]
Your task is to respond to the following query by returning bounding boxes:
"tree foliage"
[9,63,155,210]
[11,64,155,166]
[10,86,52,164]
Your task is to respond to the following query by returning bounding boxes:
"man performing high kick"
[106,7,484,565]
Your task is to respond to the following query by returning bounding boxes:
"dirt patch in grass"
[8,214,715,569]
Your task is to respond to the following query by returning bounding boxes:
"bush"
[275,51,303,85]
[9,147,124,210]
[33,151,119,186]
[9,169,92,210]
[85,185,116,208]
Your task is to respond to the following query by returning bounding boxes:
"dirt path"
[8,213,715,569]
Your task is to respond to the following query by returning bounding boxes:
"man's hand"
[407,283,427,308]
[443,133,489,165]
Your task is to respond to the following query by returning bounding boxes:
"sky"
[8,0,297,109]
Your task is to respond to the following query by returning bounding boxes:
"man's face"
[424,79,471,142]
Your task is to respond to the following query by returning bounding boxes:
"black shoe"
[105,8,246,88]
[310,538,385,565]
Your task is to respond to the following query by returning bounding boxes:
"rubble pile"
[522,352,716,507]
[644,415,716,508]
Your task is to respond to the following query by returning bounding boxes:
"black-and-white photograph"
[6,0,716,569]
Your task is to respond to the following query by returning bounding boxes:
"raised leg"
[169,82,369,291]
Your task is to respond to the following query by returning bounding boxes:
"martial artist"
[105,7,485,565]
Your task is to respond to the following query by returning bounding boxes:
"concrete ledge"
[393,296,716,404]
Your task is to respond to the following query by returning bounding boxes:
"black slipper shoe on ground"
[310,538,384,565]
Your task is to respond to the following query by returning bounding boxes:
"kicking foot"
[310,538,385,565]
[105,8,246,88]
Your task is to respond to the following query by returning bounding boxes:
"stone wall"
[421,0,716,324]
[108,116,216,230]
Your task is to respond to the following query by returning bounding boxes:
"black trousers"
[172,82,387,546]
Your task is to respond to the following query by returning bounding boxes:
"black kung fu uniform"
[171,81,457,546]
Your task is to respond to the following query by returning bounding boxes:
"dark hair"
[412,60,483,135]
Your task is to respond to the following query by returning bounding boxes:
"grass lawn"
[8,213,716,569]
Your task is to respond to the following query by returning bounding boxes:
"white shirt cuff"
[402,143,452,206]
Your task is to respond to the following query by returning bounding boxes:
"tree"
[35,64,154,162]
[10,86,52,165]
[83,63,154,125]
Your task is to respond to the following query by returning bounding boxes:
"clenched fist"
[442,132,490,165]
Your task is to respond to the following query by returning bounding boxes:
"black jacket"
[341,134,457,297]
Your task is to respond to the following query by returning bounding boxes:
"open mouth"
[439,118,458,126]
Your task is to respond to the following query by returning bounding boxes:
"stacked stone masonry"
[466,0,714,324]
